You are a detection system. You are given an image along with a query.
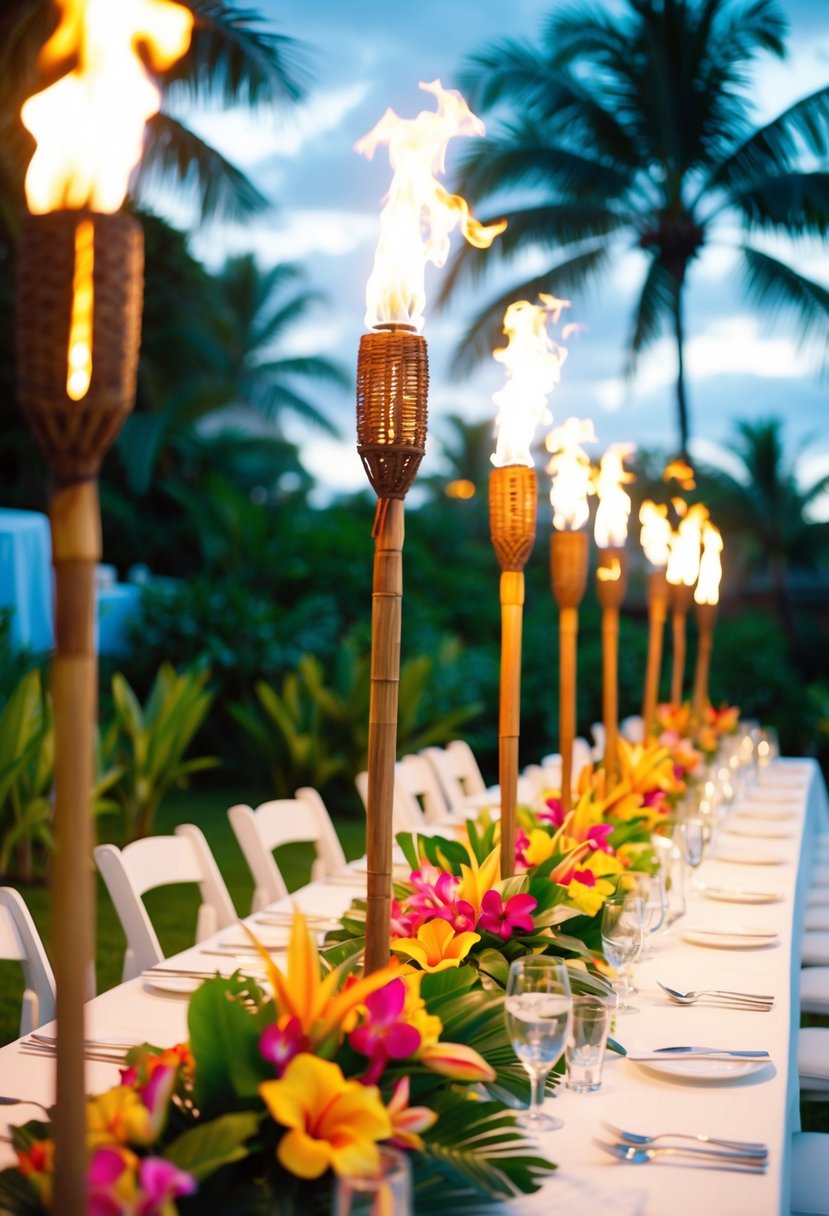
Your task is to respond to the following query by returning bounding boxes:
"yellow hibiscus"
[523,828,557,867]
[86,1087,156,1150]
[456,845,501,916]
[261,1054,391,1180]
[391,917,480,972]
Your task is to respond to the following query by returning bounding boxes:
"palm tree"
[0,0,311,234]
[441,0,829,457]
[699,417,829,633]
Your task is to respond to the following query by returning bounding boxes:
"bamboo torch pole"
[550,530,589,811]
[595,548,628,782]
[357,326,428,975]
[490,465,536,878]
[642,569,669,735]
[17,211,144,1212]
[669,581,696,706]
[692,602,718,718]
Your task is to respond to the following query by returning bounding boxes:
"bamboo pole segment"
[595,546,628,783]
[550,529,589,812]
[489,464,537,879]
[356,326,428,974]
[669,582,696,706]
[642,569,669,736]
[692,602,718,719]
[16,212,143,1214]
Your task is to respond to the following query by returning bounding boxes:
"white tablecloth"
[1,757,825,1214]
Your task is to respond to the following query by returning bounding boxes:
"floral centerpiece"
[0,912,555,1215]
[653,701,740,767]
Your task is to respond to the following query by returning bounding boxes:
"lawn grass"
[0,782,367,1047]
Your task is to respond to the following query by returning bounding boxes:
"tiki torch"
[489,296,568,877]
[666,503,707,706]
[593,444,634,782]
[639,500,672,735]
[547,418,596,811]
[355,80,505,972]
[692,520,723,718]
[16,2,192,1208]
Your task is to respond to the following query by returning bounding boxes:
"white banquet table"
[1,757,827,1215]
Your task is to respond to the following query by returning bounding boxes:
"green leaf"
[164,1111,262,1181]
[188,975,273,1118]
[476,948,510,988]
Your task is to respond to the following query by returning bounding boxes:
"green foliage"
[0,668,52,880]
[102,663,219,841]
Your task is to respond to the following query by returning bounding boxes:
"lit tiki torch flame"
[639,499,673,733]
[666,502,708,705]
[489,295,569,876]
[593,444,635,779]
[546,417,596,810]
[355,81,504,972]
[16,2,192,1208]
[693,520,724,717]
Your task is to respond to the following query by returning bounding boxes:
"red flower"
[477,890,537,940]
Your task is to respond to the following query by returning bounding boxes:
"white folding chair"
[620,714,645,743]
[801,967,829,1015]
[792,1133,829,1216]
[420,746,471,815]
[0,887,56,1036]
[444,740,488,798]
[590,722,606,761]
[396,753,453,823]
[802,932,829,967]
[541,736,592,789]
[355,769,421,833]
[94,825,237,980]
[228,787,347,913]
[798,1027,829,1099]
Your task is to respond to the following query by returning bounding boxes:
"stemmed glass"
[505,957,572,1132]
[636,873,668,958]
[601,895,645,1014]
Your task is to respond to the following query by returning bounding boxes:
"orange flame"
[356,80,506,331]
[597,558,622,582]
[491,295,570,468]
[639,500,672,567]
[695,521,723,605]
[545,417,596,530]
[66,218,94,400]
[663,458,696,490]
[22,0,193,214]
[593,442,635,547]
[666,503,708,587]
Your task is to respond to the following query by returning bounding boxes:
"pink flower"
[586,823,614,854]
[572,868,596,888]
[386,1076,438,1151]
[539,796,566,826]
[514,828,531,872]
[349,978,422,1083]
[86,1146,196,1216]
[137,1157,197,1213]
[476,890,537,940]
[260,1016,310,1076]
[405,871,476,933]
[390,897,422,938]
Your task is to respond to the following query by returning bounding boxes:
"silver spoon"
[601,1121,767,1155]
[658,981,774,1005]
[594,1139,767,1169]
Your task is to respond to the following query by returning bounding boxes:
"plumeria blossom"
[260,1015,310,1077]
[392,916,480,972]
[260,1054,392,1180]
[477,889,537,940]
[386,1077,438,1151]
[349,977,422,1083]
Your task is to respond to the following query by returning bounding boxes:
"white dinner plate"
[143,975,206,996]
[680,924,779,948]
[711,849,784,865]
[734,806,796,822]
[699,886,783,905]
[634,1057,771,1082]
[745,788,801,805]
[218,927,291,950]
[721,825,794,840]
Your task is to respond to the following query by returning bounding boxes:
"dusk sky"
[158,0,829,500]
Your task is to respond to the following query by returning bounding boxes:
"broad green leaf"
[164,1111,262,1181]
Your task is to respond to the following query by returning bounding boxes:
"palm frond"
[456,133,634,204]
[247,382,341,436]
[729,171,829,236]
[739,245,829,369]
[134,112,268,222]
[457,38,556,111]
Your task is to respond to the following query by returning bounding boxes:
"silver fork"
[595,1139,767,1169]
[658,981,774,1006]
[601,1121,767,1156]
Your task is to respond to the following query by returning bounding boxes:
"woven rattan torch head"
[17,211,143,482]
[489,464,537,572]
[595,546,629,610]
[356,326,429,500]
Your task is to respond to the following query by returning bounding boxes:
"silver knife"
[627,1048,769,1061]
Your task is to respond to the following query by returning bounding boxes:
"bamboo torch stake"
[357,326,428,974]
[551,530,589,811]
[595,548,628,782]
[642,569,669,734]
[490,465,537,878]
[692,602,718,718]
[670,582,696,706]
[17,211,143,1211]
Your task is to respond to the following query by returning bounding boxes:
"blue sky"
[162,0,829,500]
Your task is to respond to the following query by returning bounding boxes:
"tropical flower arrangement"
[653,701,740,767]
[0,911,557,1215]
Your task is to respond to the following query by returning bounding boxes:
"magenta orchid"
[86,1145,196,1216]
[137,1157,198,1214]
[477,890,537,941]
[539,796,565,827]
[349,977,422,1084]
[405,870,476,933]
[259,1016,310,1077]
[585,823,614,854]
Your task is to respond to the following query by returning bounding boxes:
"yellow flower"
[86,1087,155,1149]
[391,917,480,972]
[260,1054,391,1180]
[244,909,399,1053]
[523,828,557,867]
[397,965,443,1047]
[456,845,501,916]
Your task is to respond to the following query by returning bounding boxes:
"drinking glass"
[505,956,572,1132]
[681,816,705,869]
[333,1146,412,1216]
[565,995,612,1092]
[601,895,644,1014]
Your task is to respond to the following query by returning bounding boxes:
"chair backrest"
[0,887,56,1036]
[621,714,645,743]
[396,753,452,823]
[445,740,488,797]
[590,722,606,760]
[420,746,469,815]
[228,788,347,913]
[355,767,425,833]
[94,825,237,981]
[542,737,593,789]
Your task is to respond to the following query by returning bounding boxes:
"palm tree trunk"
[671,280,690,459]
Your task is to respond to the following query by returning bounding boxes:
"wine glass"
[682,816,705,869]
[504,956,572,1132]
[638,873,668,957]
[601,895,644,1014]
